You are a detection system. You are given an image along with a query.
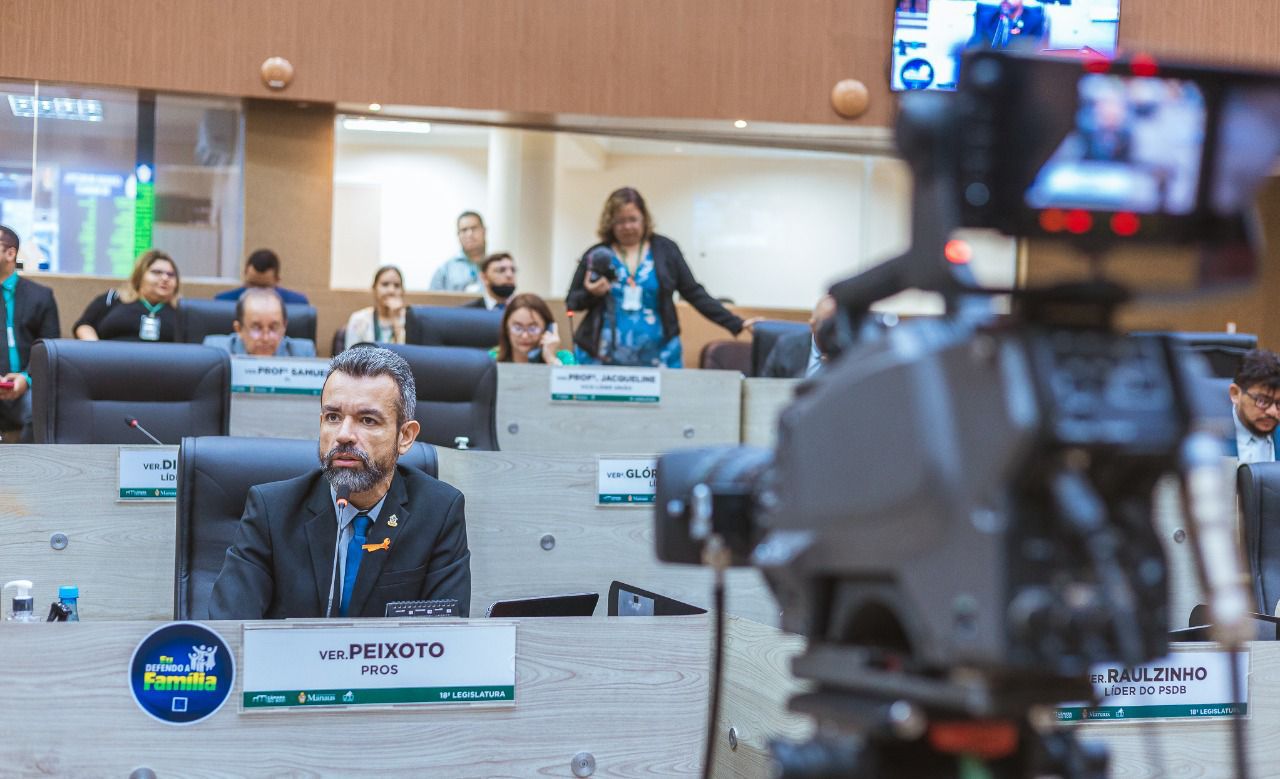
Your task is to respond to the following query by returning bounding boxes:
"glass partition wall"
[0,80,244,279]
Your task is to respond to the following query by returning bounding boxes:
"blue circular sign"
[900,58,936,90]
[129,622,234,725]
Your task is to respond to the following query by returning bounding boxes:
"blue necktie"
[339,513,372,617]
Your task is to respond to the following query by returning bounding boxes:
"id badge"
[139,314,161,341]
[5,325,14,348]
[621,283,643,312]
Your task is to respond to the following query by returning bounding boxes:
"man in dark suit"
[967,0,1049,51]
[463,252,516,311]
[209,346,471,619]
[0,225,60,442]
[762,296,837,379]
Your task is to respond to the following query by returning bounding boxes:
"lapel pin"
[362,538,391,553]
[387,514,399,528]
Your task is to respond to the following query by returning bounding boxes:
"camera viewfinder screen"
[892,0,1121,92]
[1025,74,1207,215]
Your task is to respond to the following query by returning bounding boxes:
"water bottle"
[3,580,38,623]
[58,585,80,622]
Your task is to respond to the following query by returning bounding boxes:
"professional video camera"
[657,50,1280,778]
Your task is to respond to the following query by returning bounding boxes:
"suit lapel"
[348,469,411,616]
[302,481,340,615]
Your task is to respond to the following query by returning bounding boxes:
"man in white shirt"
[1229,349,1280,464]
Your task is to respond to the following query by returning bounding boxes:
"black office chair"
[404,305,502,350]
[750,320,809,377]
[1237,462,1280,616]
[30,339,231,444]
[177,298,318,344]
[384,343,499,450]
[175,435,439,619]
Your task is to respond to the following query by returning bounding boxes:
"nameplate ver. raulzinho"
[550,366,661,403]
[1056,649,1249,722]
[230,356,328,396]
[240,622,516,711]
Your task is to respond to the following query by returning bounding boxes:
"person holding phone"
[564,187,758,367]
[73,250,180,342]
[344,265,407,348]
[491,293,575,366]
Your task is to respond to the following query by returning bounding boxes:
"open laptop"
[608,581,706,617]
[486,592,599,618]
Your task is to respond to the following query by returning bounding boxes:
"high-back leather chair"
[1238,462,1280,616]
[699,340,751,373]
[178,298,318,344]
[750,321,809,377]
[404,305,502,350]
[30,339,231,444]
[175,435,439,619]
[384,343,499,450]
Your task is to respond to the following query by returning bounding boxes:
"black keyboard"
[384,599,459,618]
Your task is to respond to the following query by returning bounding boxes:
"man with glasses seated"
[1228,349,1280,464]
[203,287,316,357]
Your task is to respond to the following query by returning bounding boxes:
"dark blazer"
[564,234,743,360]
[7,276,60,373]
[462,297,486,309]
[762,331,813,379]
[208,464,471,619]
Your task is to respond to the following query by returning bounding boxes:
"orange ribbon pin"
[361,538,390,553]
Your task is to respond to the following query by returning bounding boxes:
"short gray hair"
[325,346,417,427]
[235,286,286,325]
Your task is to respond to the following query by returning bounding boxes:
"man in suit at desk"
[762,295,838,379]
[1228,349,1280,464]
[0,225,60,442]
[463,253,517,311]
[209,346,471,618]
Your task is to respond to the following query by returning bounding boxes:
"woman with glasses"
[344,265,407,348]
[74,249,181,342]
[565,187,758,367]
[491,293,575,366]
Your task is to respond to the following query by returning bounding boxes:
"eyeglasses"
[508,323,544,337]
[1245,390,1280,411]
[247,324,285,337]
[148,268,177,279]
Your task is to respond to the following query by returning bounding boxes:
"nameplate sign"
[118,446,179,500]
[598,457,658,505]
[241,622,516,711]
[1056,650,1249,722]
[231,356,328,396]
[550,366,661,403]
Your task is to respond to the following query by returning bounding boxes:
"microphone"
[325,484,352,618]
[124,416,164,446]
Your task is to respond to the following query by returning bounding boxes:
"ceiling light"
[341,117,432,134]
[8,95,104,122]
[733,119,748,129]
[368,103,382,111]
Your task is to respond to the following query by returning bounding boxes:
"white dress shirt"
[1234,406,1276,465]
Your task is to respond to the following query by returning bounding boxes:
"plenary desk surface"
[0,445,779,626]
[0,617,707,777]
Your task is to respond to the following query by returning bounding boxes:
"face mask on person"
[491,283,516,299]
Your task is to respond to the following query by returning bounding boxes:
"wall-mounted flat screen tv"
[891,0,1121,91]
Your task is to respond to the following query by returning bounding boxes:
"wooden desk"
[0,445,780,626]
[0,617,708,777]
[496,363,742,453]
[740,378,799,448]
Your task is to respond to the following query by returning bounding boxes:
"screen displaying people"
[1026,73,1207,214]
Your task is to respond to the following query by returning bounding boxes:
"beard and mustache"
[319,442,396,494]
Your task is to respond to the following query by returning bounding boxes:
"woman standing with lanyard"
[565,187,757,367]
[74,249,180,342]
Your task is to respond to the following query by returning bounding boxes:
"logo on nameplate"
[129,622,235,725]
[550,366,661,404]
